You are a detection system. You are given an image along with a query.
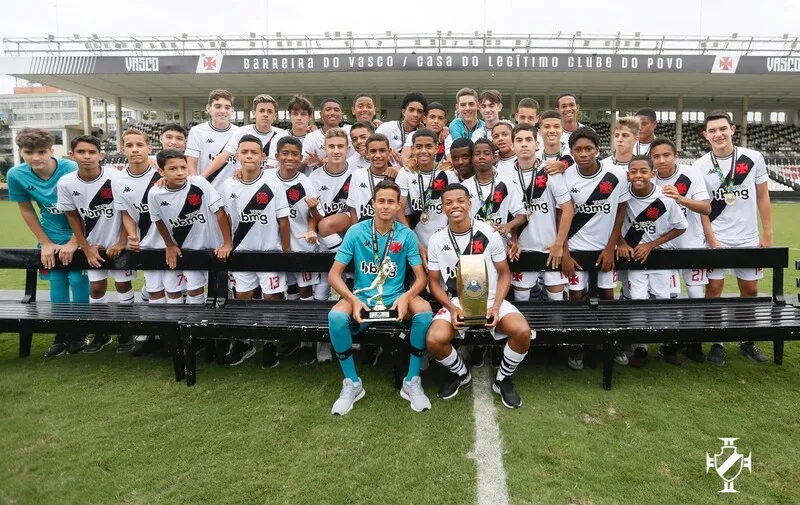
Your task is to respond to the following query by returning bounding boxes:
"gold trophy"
[456,254,490,326]
[353,257,399,322]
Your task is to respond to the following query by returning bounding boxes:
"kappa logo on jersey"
[26,185,35,192]
[170,185,207,247]
[79,179,115,237]
[709,154,755,222]
[72,190,81,196]
[569,172,620,239]
[571,187,580,194]
[123,186,133,193]
[160,200,171,206]
[233,183,275,248]
[359,182,368,189]
[442,244,451,251]
[229,193,237,199]
[624,198,667,246]
[206,138,215,143]
[320,185,329,191]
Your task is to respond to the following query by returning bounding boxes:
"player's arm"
[16,201,62,268]
[65,210,104,268]
[396,196,410,226]
[597,202,626,272]
[548,200,574,269]
[349,207,358,225]
[186,156,199,176]
[200,149,233,179]
[213,208,233,260]
[307,196,324,223]
[632,228,685,263]
[756,181,773,247]
[489,258,512,327]
[278,216,291,252]
[106,223,129,259]
[496,212,526,237]
[700,214,720,248]
[120,210,139,251]
[427,269,454,311]
[154,220,182,269]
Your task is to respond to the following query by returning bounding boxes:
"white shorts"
[232,272,287,294]
[512,271,568,289]
[706,238,764,282]
[87,269,135,283]
[628,269,672,299]
[144,270,187,294]
[567,270,618,291]
[433,298,522,340]
[670,268,709,295]
[286,271,321,288]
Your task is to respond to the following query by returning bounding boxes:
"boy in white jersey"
[537,110,574,170]
[160,124,187,152]
[557,93,584,146]
[401,102,448,166]
[186,89,238,190]
[347,121,376,171]
[633,108,657,156]
[617,155,687,367]
[286,94,315,141]
[491,122,517,175]
[302,98,352,168]
[309,128,355,255]
[472,90,503,141]
[506,123,573,302]
[351,93,380,125]
[347,133,397,223]
[113,129,165,355]
[396,128,460,267]
[561,127,629,370]
[58,135,133,353]
[514,98,540,128]
[148,150,233,306]
[650,137,712,364]
[376,91,427,157]
[203,94,287,179]
[694,111,773,365]
[222,134,291,367]
[426,183,533,409]
[449,137,475,182]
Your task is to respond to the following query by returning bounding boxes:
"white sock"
[188,293,205,304]
[118,289,134,304]
[140,285,149,302]
[90,295,108,304]
[148,296,167,305]
[546,289,564,301]
[686,285,704,298]
[300,296,313,302]
[320,234,343,250]
[166,295,184,304]
[514,289,530,302]
[286,291,300,301]
[496,344,527,381]
[438,347,466,377]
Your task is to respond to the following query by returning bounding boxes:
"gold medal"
[724,192,736,206]
[420,211,430,225]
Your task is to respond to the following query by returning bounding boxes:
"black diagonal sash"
[709,154,755,222]
[568,171,621,239]
[172,184,205,247]
[623,198,667,247]
[137,171,161,240]
[232,182,275,248]
[84,178,114,238]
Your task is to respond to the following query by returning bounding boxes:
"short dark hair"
[366,133,390,150]
[373,179,401,200]
[704,110,733,129]
[473,137,496,152]
[629,154,654,170]
[401,92,428,113]
[512,123,538,139]
[491,121,513,134]
[412,128,438,146]
[70,135,102,152]
[539,109,562,122]
[287,94,314,115]
[478,89,502,105]
[635,107,657,122]
[568,126,600,149]
[238,134,263,149]
[442,182,470,199]
[427,102,446,115]
[649,137,677,155]
[319,98,342,110]
[276,136,302,152]
[557,93,578,105]
[15,127,54,150]
[517,97,540,111]
[156,149,187,169]
[161,123,187,137]
[350,121,376,134]
[352,93,374,106]
[450,137,473,154]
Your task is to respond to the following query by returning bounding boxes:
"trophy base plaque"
[456,254,490,327]
[360,307,399,322]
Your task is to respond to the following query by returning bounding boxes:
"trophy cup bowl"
[456,254,490,326]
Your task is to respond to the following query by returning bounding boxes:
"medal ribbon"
[474,173,496,218]
[710,147,737,195]
[416,163,440,215]
[515,160,540,212]
[447,220,474,258]
[371,218,395,266]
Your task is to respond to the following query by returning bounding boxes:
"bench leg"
[215,339,228,366]
[181,329,197,387]
[19,332,33,357]
[774,340,784,365]
[168,330,186,382]
[602,342,614,391]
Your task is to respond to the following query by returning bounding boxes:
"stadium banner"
[4,53,800,75]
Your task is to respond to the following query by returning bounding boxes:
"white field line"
[468,366,511,505]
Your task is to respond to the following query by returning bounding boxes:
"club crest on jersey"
[472,239,485,254]
[735,162,750,175]
[256,191,270,205]
[433,178,446,191]
[187,193,202,207]
[492,190,504,203]
[389,241,402,253]
[599,181,614,194]
[646,206,661,219]
[534,174,548,188]
[675,182,688,196]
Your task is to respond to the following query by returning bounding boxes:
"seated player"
[347,121,376,171]
[327,180,433,415]
[148,149,233,307]
[222,135,291,366]
[426,183,533,409]
[616,155,687,367]
[561,127,630,370]
[58,136,133,353]
[8,127,89,356]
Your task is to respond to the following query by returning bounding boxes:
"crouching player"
[426,183,533,409]
[327,180,433,415]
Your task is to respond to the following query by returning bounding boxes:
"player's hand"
[439,127,449,144]
[307,124,318,133]
[561,251,581,278]
[304,151,322,169]
[450,304,466,329]
[485,306,499,329]
[166,244,182,269]
[305,195,320,209]
[106,240,126,259]
[388,150,403,167]
[403,155,418,172]
[373,120,383,128]
[543,159,568,175]
[632,242,654,263]
[84,244,105,268]
[391,295,410,322]
[58,241,77,266]
[439,158,453,171]
[215,243,233,262]
[231,169,243,181]
[545,240,564,269]
[126,236,140,252]
[507,239,521,262]
[385,164,400,179]
[661,184,683,203]
[596,247,615,273]
[616,240,634,261]
[759,232,773,248]
[352,300,370,324]
[39,242,59,270]
[706,235,722,249]
[301,231,319,245]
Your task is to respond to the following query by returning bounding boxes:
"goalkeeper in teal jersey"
[327,178,433,415]
[7,128,90,356]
